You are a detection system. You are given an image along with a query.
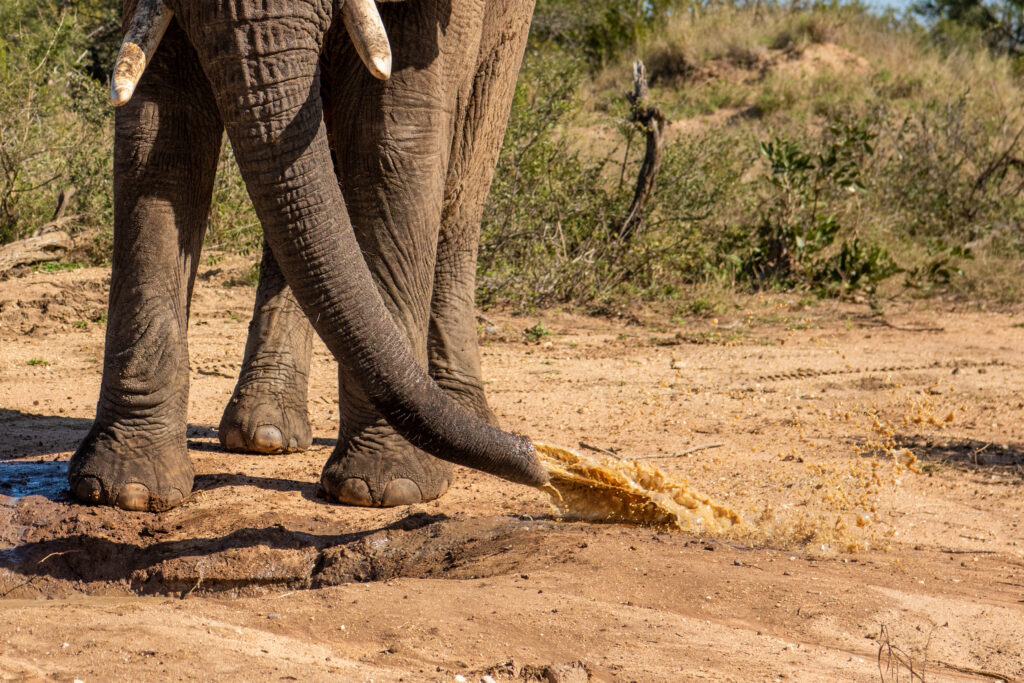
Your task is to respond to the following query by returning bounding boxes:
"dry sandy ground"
[1,264,1022,682]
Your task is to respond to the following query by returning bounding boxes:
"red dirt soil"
[1,263,1022,681]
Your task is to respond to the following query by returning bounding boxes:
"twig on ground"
[939,548,998,555]
[934,661,1019,682]
[579,441,725,460]
[578,441,619,457]
[876,624,927,682]
[626,443,724,460]
[37,550,79,564]
[0,576,41,598]
[182,573,203,599]
[861,318,945,333]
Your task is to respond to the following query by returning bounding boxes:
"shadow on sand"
[0,410,337,501]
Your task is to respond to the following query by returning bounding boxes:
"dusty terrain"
[1,263,1022,681]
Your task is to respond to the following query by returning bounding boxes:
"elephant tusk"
[341,0,392,80]
[109,0,174,107]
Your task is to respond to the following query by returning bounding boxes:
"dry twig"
[578,441,619,457]
[627,443,724,460]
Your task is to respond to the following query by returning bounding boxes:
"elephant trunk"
[168,0,547,487]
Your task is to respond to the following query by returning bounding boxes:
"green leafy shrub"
[478,46,732,307]
[0,0,118,249]
[743,118,894,292]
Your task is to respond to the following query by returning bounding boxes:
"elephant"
[68,0,549,512]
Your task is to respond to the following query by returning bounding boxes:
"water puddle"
[0,460,68,500]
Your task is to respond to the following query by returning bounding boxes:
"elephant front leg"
[429,222,499,427]
[317,2,495,506]
[429,0,535,427]
[218,243,314,454]
[69,25,222,511]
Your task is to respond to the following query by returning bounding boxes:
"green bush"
[478,46,733,307]
[0,0,118,248]
[742,118,897,292]
[4,0,1024,311]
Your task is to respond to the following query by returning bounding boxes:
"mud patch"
[0,505,575,597]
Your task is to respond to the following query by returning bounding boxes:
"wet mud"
[1,498,577,597]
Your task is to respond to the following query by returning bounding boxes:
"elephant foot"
[218,385,312,454]
[69,431,193,512]
[320,426,453,507]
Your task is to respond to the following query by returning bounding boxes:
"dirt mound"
[0,270,108,335]
[0,501,572,597]
[776,42,871,78]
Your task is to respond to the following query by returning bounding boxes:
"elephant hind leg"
[218,242,314,454]
[429,1,535,426]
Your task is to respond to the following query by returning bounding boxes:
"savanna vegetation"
[3,0,1024,310]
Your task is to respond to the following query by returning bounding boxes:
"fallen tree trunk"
[0,230,73,273]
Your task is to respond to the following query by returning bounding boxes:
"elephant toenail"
[380,478,423,507]
[331,478,372,506]
[252,425,284,453]
[164,488,185,509]
[72,476,103,504]
[221,428,246,452]
[115,483,150,511]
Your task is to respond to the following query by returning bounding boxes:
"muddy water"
[534,443,746,533]
[0,460,67,500]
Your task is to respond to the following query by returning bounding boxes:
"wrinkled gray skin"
[69,0,548,512]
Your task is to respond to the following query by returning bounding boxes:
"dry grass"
[486,3,1024,307]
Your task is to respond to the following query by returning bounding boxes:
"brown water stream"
[534,443,746,533]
